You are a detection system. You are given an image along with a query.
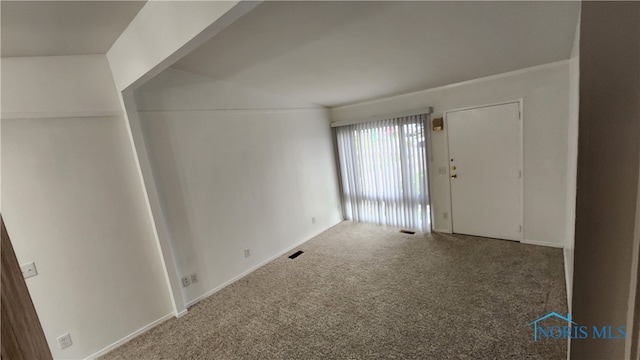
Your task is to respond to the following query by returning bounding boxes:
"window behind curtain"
[335,114,430,232]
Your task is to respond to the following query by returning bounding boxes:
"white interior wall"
[332,61,571,247]
[565,12,581,309]
[134,69,323,111]
[107,1,254,92]
[105,1,262,317]
[134,70,343,306]
[0,55,173,359]
[1,55,122,117]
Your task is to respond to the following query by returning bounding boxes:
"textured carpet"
[101,221,567,360]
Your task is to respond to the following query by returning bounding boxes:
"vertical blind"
[336,114,430,232]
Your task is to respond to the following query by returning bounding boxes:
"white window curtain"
[336,114,431,232]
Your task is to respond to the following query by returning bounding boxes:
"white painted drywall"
[106,0,256,92]
[134,71,342,305]
[332,61,571,247]
[1,55,173,359]
[119,89,188,318]
[565,11,581,309]
[135,68,323,111]
[1,55,122,117]
[105,0,260,317]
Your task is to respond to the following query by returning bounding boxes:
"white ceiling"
[173,1,580,107]
[1,1,146,57]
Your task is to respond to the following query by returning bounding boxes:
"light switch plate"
[20,262,38,279]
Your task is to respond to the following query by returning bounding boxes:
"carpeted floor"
[101,221,567,360]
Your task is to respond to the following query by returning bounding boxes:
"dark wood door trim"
[1,215,53,360]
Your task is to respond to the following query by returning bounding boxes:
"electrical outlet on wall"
[20,261,38,279]
[57,333,72,350]
[182,276,190,287]
[438,166,447,175]
[311,217,316,224]
[443,212,449,220]
[244,249,251,258]
[191,273,198,283]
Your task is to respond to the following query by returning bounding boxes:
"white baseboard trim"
[185,221,341,308]
[432,228,453,234]
[82,221,340,360]
[520,239,564,248]
[84,312,174,360]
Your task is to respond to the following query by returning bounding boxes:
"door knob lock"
[451,174,457,179]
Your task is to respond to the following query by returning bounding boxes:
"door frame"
[1,215,53,359]
[443,99,524,240]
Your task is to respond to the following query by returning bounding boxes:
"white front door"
[446,101,523,241]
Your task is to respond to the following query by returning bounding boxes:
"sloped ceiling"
[173,1,580,107]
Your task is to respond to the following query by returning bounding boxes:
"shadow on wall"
[139,116,207,302]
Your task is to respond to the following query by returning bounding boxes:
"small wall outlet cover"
[244,249,251,258]
[438,166,447,175]
[57,333,72,350]
[190,273,198,283]
[443,212,449,220]
[20,262,38,279]
[311,217,316,224]
[182,276,190,287]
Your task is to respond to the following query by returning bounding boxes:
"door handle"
[451,174,457,179]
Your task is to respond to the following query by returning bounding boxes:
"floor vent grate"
[400,230,416,235]
[288,250,304,259]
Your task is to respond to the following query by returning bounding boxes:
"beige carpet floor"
[101,221,567,360]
